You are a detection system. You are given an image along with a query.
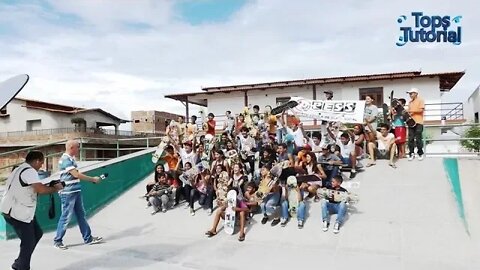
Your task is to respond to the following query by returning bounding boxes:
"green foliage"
[460,125,480,152]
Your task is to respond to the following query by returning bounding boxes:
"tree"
[460,125,480,152]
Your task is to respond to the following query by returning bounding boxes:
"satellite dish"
[0,74,29,110]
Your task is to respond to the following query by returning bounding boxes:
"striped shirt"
[59,153,81,194]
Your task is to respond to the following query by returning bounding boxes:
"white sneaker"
[333,223,340,234]
[190,208,195,216]
[208,209,213,215]
[417,155,424,161]
[408,155,415,161]
[322,221,329,232]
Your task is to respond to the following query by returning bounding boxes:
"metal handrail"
[0,138,73,158]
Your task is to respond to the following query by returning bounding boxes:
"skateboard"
[271,99,299,115]
[382,103,390,125]
[317,188,359,203]
[151,137,169,163]
[295,174,325,184]
[286,176,299,216]
[254,175,278,202]
[391,98,416,127]
[179,166,200,186]
[224,189,237,235]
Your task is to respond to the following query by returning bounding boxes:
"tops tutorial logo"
[396,12,462,46]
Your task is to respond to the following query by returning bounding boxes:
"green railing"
[1,148,156,240]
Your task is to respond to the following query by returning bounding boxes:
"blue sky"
[0,0,478,125]
[175,0,247,25]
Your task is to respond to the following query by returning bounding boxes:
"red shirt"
[207,119,216,135]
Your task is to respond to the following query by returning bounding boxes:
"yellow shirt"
[408,96,425,124]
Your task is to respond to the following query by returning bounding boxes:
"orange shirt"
[408,96,425,124]
[163,154,179,171]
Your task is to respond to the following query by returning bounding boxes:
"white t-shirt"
[179,148,197,167]
[336,139,355,158]
[286,127,305,147]
[0,163,41,222]
[376,131,394,150]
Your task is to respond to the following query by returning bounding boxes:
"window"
[276,97,290,106]
[134,120,140,123]
[475,112,479,123]
[359,87,384,107]
[26,119,41,131]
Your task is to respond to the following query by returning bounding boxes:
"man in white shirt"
[336,132,358,179]
[1,151,63,270]
[367,123,397,168]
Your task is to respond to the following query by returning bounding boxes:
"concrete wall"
[0,99,122,132]
[466,86,479,122]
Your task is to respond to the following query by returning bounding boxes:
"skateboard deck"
[287,176,299,216]
[271,100,299,115]
[255,175,278,202]
[224,189,237,235]
[392,98,416,127]
[151,138,169,163]
[317,188,359,203]
[295,174,323,184]
[382,103,390,124]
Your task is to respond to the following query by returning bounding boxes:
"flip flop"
[205,231,217,237]
[366,163,376,167]
[238,234,245,242]
[389,163,397,169]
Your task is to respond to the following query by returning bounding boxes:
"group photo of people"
[144,88,425,241]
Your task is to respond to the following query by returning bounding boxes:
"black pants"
[408,124,424,156]
[189,188,213,210]
[3,214,43,270]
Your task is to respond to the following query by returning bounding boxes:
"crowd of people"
[0,88,425,269]
[144,88,426,241]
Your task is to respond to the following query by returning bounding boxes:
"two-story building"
[165,70,465,129]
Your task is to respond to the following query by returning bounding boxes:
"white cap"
[407,88,419,94]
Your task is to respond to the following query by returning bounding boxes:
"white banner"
[290,97,366,123]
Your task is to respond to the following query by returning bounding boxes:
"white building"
[0,97,128,134]
[165,70,466,129]
[466,85,479,123]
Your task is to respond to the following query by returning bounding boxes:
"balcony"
[0,127,164,146]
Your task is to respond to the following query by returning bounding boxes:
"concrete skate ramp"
[0,158,478,269]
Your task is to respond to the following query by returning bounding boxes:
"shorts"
[376,149,389,159]
[394,126,406,144]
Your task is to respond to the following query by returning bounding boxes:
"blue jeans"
[321,200,347,225]
[260,192,280,216]
[281,200,306,221]
[324,166,339,187]
[54,192,92,244]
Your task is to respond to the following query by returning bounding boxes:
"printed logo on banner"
[290,97,365,123]
[396,12,462,46]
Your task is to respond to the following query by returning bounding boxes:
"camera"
[48,180,65,188]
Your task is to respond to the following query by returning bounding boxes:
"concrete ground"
[0,157,478,270]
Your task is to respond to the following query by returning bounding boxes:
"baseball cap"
[406,88,419,94]
[324,90,333,94]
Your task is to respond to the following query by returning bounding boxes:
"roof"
[165,70,465,101]
[14,97,128,123]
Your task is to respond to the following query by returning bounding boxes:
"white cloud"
[0,0,479,131]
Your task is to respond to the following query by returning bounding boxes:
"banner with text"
[290,97,366,123]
